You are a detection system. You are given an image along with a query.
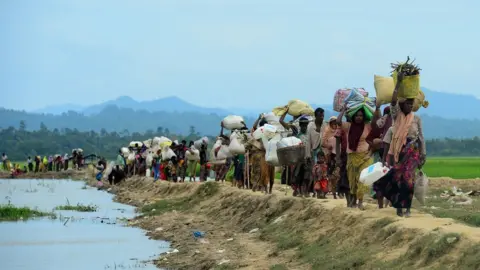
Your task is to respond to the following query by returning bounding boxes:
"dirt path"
[97,177,480,270]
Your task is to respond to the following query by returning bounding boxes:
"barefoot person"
[312,152,329,198]
[279,111,310,197]
[374,72,426,217]
[337,106,373,209]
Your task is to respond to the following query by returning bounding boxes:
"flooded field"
[0,179,169,270]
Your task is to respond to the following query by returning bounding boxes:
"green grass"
[141,182,219,216]
[0,204,55,221]
[55,203,98,212]
[422,157,480,179]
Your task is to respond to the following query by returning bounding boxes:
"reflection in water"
[0,179,168,270]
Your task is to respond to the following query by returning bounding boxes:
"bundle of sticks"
[391,56,421,76]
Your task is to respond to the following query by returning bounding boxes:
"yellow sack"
[374,75,395,105]
[413,90,429,112]
[272,99,314,117]
[392,71,420,99]
[160,141,172,148]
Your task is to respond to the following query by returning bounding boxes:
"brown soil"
[101,177,480,270]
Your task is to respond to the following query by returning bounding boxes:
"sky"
[1,0,479,111]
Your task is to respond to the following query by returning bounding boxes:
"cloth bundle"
[344,88,376,121]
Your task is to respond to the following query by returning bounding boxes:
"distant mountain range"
[31,88,479,120]
[2,88,479,138]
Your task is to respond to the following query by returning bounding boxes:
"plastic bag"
[153,136,171,147]
[222,115,245,130]
[143,139,153,148]
[217,145,233,160]
[194,137,209,149]
[263,112,280,124]
[276,137,302,149]
[161,146,176,161]
[272,99,314,117]
[228,137,246,155]
[252,124,277,140]
[393,70,420,99]
[414,170,429,205]
[333,88,368,112]
[120,147,130,156]
[186,147,200,161]
[146,153,153,166]
[127,152,135,161]
[129,141,143,148]
[266,134,281,166]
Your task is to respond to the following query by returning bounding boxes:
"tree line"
[1,124,480,161]
[2,105,480,138]
[0,123,209,161]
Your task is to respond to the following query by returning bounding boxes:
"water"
[0,179,169,270]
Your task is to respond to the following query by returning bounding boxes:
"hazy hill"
[1,105,480,139]
[32,88,480,121]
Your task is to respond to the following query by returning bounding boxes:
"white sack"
[222,115,245,130]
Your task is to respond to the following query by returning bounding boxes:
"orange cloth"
[389,111,415,163]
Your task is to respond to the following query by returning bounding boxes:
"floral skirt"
[373,141,421,209]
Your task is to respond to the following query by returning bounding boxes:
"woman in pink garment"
[337,107,373,209]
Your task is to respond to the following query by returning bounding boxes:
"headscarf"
[388,102,415,162]
[321,117,337,149]
[348,122,365,152]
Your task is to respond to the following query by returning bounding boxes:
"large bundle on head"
[186,146,200,161]
[391,56,421,99]
[129,141,143,148]
[333,88,368,112]
[152,136,172,148]
[194,137,209,149]
[252,123,277,140]
[344,88,376,121]
[228,131,246,155]
[161,145,176,161]
[143,139,153,148]
[374,75,429,111]
[120,147,130,156]
[222,115,245,130]
[272,99,314,117]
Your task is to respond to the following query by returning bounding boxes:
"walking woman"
[337,106,373,209]
[248,114,275,194]
[374,72,426,217]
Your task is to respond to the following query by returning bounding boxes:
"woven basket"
[277,145,305,166]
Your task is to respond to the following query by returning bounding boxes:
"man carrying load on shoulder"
[279,109,310,197]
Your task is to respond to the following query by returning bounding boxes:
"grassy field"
[422,157,480,179]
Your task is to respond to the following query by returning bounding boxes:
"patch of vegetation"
[400,233,461,266]
[141,182,220,216]
[371,217,396,231]
[297,236,371,270]
[0,204,55,221]
[270,264,288,270]
[55,203,98,212]
[141,198,191,216]
[457,243,480,269]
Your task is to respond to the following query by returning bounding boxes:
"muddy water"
[0,179,169,270]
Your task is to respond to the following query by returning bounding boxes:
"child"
[312,152,329,199]
[169,157,178,182]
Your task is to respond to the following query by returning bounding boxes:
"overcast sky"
[1,0,478,111]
